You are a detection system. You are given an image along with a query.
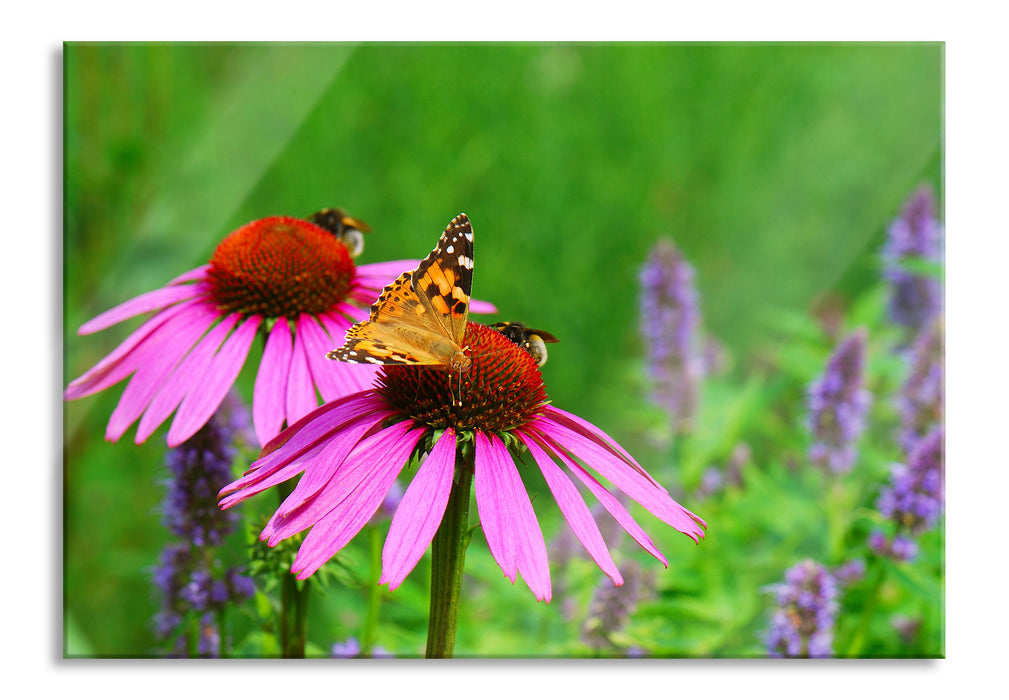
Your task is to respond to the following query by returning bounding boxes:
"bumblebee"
[307,208,371,258]
[490,322,560,367]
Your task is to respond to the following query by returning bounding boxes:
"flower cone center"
[376,323,549,432]
[207,217,355,318]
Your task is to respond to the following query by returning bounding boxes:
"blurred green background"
[63,42,942,657]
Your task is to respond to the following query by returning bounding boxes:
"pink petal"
[286,330,320,426]
[467,299,498,315]
[528,427,669,565]
[350,287,382,306]
[380,428,457,590]
[533,415,706,539]
[289,423,426,578]
[253,318,294,447]
[78,282,210,335]
[328,304,368,326]
[167,265,211,285]
[265,408,398,527]
[258,392,387,466]
[167,314,261,446]
[134,312,242,443]
[474,432,517,579]
[64,301,205,400]
[353,260,418,290]
[541,406,662,487]
[475,432,552,601]
[297,315,347,403]
[219,392,389,505]
[238,395,364,487]
[265,419,420,542]
[518,430,622,586]
[104,305,221,441]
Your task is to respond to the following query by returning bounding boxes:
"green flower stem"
[826,476,853,562]
[277,482,310,658]
[360,526,384,657]
[846,562,885,657]
[425,446,474,658]
[279,573,311,658]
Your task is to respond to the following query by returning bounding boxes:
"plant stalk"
[425,446,474,658]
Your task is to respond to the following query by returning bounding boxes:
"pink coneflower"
[219,322,706,604]
[64,213,496,447]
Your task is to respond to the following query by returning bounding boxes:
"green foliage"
[63,42,942,658]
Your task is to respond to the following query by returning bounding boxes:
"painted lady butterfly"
[490,322,560,367]
[327,213,474,381]
[308,207,371,258]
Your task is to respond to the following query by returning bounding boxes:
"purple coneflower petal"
[104,304,222,441]
[286,331,319,426]
[134,312,243,443]
[219,392,388,505]
[266,420,419,542]
[474,432,517,579]
[167,314,261,446]
[167,265,211,285]
[297,314,358,403]
[533,414,706,540]
[328,303,368,326]
[353,260,419,290]
[467,299,498,314]
[78,282,209,335]
[268,409,399,526]
[64,301,200,400]
[519,433,623,586]
[542,436,669,567]
[289,422,426,578]
[475,432,552,602]
[253,318,294,445]
[542,406,662,488]
[380,428,458,590]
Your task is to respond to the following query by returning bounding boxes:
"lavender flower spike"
[152,392,255,656]
[807,328,872,473]
[877,427,945,537]
[639,238,703,434]
[765,559,839,658]
[897,317,944,453]
[883,185,943,334]
[581,561,655,654]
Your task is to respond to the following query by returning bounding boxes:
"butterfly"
[489,322,560,367]
[307,207,371,258]
[328,213,474,392]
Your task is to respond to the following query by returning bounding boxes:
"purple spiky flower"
[883,186,943,334]
[152,393,255,657]
[897,318,943,453]
[807,328,872,473]
[581,560,656,654]
[765,559,839,658]
[877,426,945,534]
[639,238,704,435]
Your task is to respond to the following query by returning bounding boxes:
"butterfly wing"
[327,213,474,366]
[412,213,473,347]
[327,271,443,364]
